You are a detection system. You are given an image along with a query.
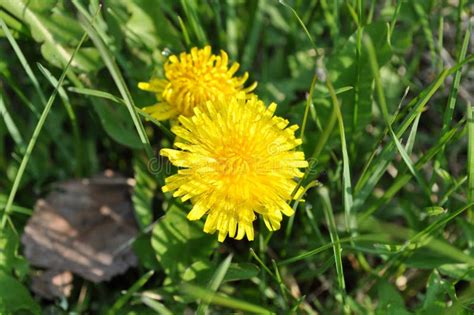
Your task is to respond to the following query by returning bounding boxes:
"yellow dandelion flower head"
[138,46,257,120]
[160,93,309,242]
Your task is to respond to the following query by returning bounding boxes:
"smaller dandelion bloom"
[160,93,308,242]
[138,46,257,120]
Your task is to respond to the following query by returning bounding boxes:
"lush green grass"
[1,0,474,314]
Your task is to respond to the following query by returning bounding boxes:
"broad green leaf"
[1,0,103,72]
[420,271,455,314]
[0,271,40,315]
[151,207,217,280]
[0,226,17,273]
[123,0,182,49]
[41,44,103,72]
[133,234,160,270]
[375,280,411,315]
[132,156,157,230]
[93,101,142,149]
[23,0,58,13]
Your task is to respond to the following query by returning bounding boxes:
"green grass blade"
[108,271,154,315]
[0,17,47,106]
[365,33,431,198]
[241,0,263,70]
[182,284,272,314]
[413,2,437,67]
[180,0,207,46]
[37,63,82,176]
[300,74,318,142]
[318,187,346,297]
[468,103,474,221]
[68,87,173,141]
[141,296,174,315]
[405,112,421,155]
[312,104,337,159]
[1,19,92,228]
[360,121,463,220]
[0,94,24,149]
[279,0,317,51]
[177,16,192,47]
[74,2,153,160]
[326,79,354,231]
[353,54,474,211]
[197,254,233,315]
[279,234,387,265]
[441,22,471,132]
[389,0,403,38]
[225,0,238,58]
[0,195,32,216]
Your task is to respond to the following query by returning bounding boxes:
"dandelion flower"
[160,93,308,242]
[138,46,257,120]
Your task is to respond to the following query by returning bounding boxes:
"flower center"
[215,140,260,180]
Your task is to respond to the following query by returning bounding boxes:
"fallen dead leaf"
[22,171,138,293]
[31,270,73,300]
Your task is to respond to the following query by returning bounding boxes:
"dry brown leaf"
[22,171,138,285]
[30,270,73,300]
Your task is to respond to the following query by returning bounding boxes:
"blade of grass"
[365,33,431,198]
[279,0,317,50]
[225,0,238,58]
[413,2,437,68]
[0,17,47,106]
[326,79,354,232]
[353,54,474,211]
[177,16,192,47]
[37,63,82,176]
[241,0,263,70]
[440,176,467,206]
[108,271,154,315]
[0,94,24,150]
[140,296,173,315]
[319,0,338,45]
[0,75,40,117]
[437,16,444,73]
[318,187,346,301]
[182,284,272,314]
[405,112,421,154]
[74,2,153,160]
[441,22,471,134]
[0,195,32,216]
[1,15,93,228]
[360,121,463,220]
[300,74,318,142]
[249,248,276,280]
[365,202,474,278]
[389,0,403,39]
[180,0,207,45]
[279,234,388,265]
[197,254,233,315]
[68,87,174,140]
[356,87,409,188]
[468,103,474,222]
